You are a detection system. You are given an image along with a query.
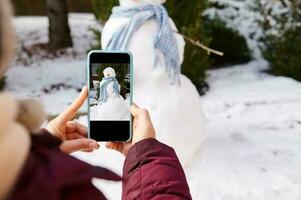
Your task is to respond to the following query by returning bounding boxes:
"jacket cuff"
[40,128,53,136]
[31,128,62,148]
[123,138,178,177]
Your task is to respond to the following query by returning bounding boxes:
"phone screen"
[88,51,132,141]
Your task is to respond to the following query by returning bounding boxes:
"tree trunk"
[46,0,73,50]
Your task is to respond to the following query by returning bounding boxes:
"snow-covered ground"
[8,14,99,114]
[6,14,301,199]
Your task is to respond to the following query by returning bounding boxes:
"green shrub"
[91,0,118,22]
[165,0,211,92]
[259,0,301,81]
[89,27,102,50]
[204,18,251,67]
[263,27,301,81]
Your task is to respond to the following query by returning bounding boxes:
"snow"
[204,0,300,58]
[7,57,87,114]
[190,60,301,199]
[14,13,99,54]
[6,14,301,199]
[90,96,130,121]
[204,0,265,58]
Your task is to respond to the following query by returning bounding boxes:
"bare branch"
[173,31,224,56]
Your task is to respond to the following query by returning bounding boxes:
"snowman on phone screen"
[101,0,206,165]
[96,67,129,120]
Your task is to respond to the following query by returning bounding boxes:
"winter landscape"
[6,10,301,199]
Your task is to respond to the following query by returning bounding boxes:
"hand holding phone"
[46,87,99,154]
[106,104,156,156]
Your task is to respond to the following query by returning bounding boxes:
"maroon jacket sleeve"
[8,129,121,200]
[122,138,192,200]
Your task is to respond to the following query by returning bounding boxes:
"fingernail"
[81,86,86,92]
[89,142,99,149]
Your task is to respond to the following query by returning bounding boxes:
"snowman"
[101,0,206,165]
[91,67,129,121]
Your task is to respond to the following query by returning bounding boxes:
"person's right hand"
[106,104,156,156]
[46,87,99,154]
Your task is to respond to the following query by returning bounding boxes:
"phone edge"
[86,50,133,142]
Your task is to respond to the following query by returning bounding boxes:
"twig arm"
[174,31,224,56]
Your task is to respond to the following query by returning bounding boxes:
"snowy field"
[7,14,301,199]
[8,14,98,115]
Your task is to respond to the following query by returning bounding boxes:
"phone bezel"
[87,50,133,142]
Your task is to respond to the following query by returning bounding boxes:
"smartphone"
[87,50,132,142]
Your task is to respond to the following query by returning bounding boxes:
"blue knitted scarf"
[98,77,121,104]
[106,4,180,84]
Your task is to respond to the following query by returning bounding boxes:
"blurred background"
[3,0,301,199]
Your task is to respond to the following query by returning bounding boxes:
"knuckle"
[141,109,149,115]
[80,141,89,149]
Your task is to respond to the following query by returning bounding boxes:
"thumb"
[130,103,141,118]
[60,138,99,154]
[106,142,123,153]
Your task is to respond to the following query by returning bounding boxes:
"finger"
[106,142,122,149]
[66,121,88,137]
[66,121,77,133]
[121,142,132,156]
[82,149,94,153]
[130,104,141,117]
[140,108,151,120]
[66,132,86,140]
[106,142,123,153]
[60,138,99,154]
[105,142,114,149]
[59,87,88,122]
[74,121,88,136]
[133,119,138,129]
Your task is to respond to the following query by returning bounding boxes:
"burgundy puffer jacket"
[8,131,192,200]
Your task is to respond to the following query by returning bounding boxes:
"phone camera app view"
[88,52,132,142]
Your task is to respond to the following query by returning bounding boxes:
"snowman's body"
[97,82,129,120]
[102,0,206,165]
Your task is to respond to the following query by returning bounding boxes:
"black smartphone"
[87,50,132,142]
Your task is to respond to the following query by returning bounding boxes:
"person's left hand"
[46,87,99,154]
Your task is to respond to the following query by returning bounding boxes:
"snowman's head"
[119,0,166,6]
[103,67,116,78]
